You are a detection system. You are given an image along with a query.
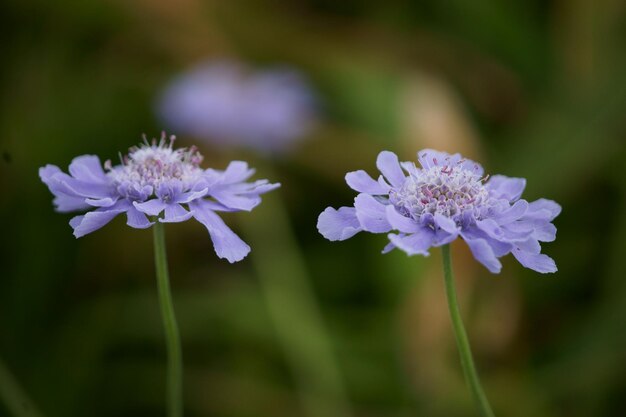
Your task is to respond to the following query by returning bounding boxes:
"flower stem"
[441,244,495,417]
[153,223,183,417]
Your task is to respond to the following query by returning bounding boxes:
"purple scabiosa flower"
[39,133,280,263]
[317,149,560,273]
[157,61,317,154]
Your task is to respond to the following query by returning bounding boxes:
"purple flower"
[157,61,317,153]
[39,133,280,263]
[317,150,560,273]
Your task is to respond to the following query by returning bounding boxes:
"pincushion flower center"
[107,135,204,192]
[391,165,489,219]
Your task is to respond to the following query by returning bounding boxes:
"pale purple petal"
[345,170,390,194]
[434,213,459,234]
[127,206,154,229]
[53,194,91,212]
[515,238,541,253]
[85,197,119,208]
[477,218,532,242]
[495,200,528,225]
[376,151,405,188]
[388,230,433,256]
[525,199,561,221]
[385,205,420,233]
[512,248,557,273]
[461,233,502,273]
[60,177,115,200]
[381,241,395,254]
[531,221,557,242]
[133,200,167,216]
[72,208,126,238]
[69,215,84,229]
[417,149,460,169]
[68,155,107,183]
[175,188,208,204]
[210,191,262,211]
[39,165,63,186]
[354,193,392,233]
[190,201,251,263]
[487,175,526,202]
[161,204,194,223]
[317,207,362,241]
[40,166,90,212]
[219,161,255,184]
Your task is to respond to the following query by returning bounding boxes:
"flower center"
[390,164,489,219]
[107,133,204,197]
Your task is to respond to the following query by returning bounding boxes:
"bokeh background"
[1,1,626,416]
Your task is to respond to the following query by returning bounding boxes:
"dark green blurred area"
[1,0,625,416]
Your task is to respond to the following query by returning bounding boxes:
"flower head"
[157,61,317,154]
[317,150,560,273]
[40,133,280,262]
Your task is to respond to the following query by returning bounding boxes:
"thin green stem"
[441,244,495,417]
[153,223,183,417]
[0,358,43,417]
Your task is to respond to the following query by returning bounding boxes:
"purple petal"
[461,233,502,273]
[70,215,84,229]
[487,175,526,202]
[512,248,557,273]
[40,166,90,212]
[126,206,153,229]
[198,200,238,212]
[354,193,392,233]
[160,204,194,223]
[176,188,208,204]
[210,190,261,211]
[190,201,251,263]
[525,198,561,221]
[531,221,557,242]
[39,165,62,185]
[385,205,420,233]
[317,207,362,241]
[477,218,532,242]
[376,151,405,188]
[85,197,119,208]
[72,208,126,238]
[155,181,184,201]
[219,161,255,184]
[434,213,459,234]
[382,241,395,254]
[68,155,107,183]
[502,220,534,235]
[345,170,390,194]
[60,177,115,200]
[387,229,434,256]
[417,149,451,169]
[495,200,528,225]
[133,199,167,216]
[457,159,484,177]
[515,238,541,253]
[53,194,90,212]
[462,226,512,256]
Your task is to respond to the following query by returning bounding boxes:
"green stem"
[0,358,43,417]
[441,244,495,417]
[153,223,183,417]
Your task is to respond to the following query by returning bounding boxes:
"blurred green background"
[1,0,625,416]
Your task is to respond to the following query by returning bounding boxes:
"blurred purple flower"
[39,133,280,262]
[157,61,317,153]
[318,149,560,273]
